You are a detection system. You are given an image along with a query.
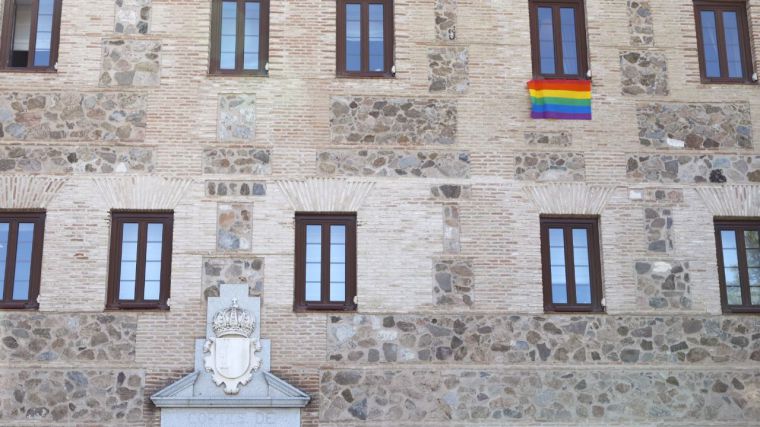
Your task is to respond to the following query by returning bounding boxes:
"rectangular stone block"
[327,314,760,365]
[637,103,752,149]
[644,208,673,253]
[205,180,266,197]
[203,148,271,175]
[330,97,457,145]
[115,0,151,34]
[434,0,456,40]
[320,368,760,423]
[202,257,264,299]
[515,152,585,181]
[621,51,668,96]
[0,145,154,174]
[0,92,147,141]
[218,94,255,141]
[317,150,470,178]
[100,39,161,87]
[524,131,572,146]
[428,47,469,93]
[217,204,252,251]
[628,0,654,46]
[626,154,760,183]
[442,207,461,254]
[0,369,143,423]
[0,313,137,362]
[636,261,691,310]
[433,258,472,306]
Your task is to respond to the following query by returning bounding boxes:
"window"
[540,216,603,312]
[714,219,760,313]
[693,1,754,83]
[107,211,173,310]
[336,0,394,77]
[0,211,45,309]
[528,0,588,79]
[210,0,269,75]
[0,0,61,71]
[294,213,357,311]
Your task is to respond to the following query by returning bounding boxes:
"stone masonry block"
[433,258,473,306]
[644,208,673,252]
[203,148,271,175]
[637,103,752,149]
[100,39,161,87]
[428,47,469,93]
[217,204,252,251]
[430,184,472,200]
[205,181,266,197]
[620,51,668,96]
[636,261,692,310]
[626,154,760,183]
[442,206,461,254]
[515,152,585,181]
[434,0,457,40]
[0,145,154,174]
[330,96,457,145]
[524,131,572,146]
[318,150,470,178]
[627,0,654,46]
[114,0,151,34]
[0,92,147,141]
[202,257,263,298]
[218,94,255,141]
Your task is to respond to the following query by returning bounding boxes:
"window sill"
[0,68,57,74]
[722,306,760,314]
[336,72,395,79]
[700,78,757,85]
[0,302,39,310]
[105,303,170,311]
[208,70,268,77]
[532,75,589,81]
[294,304,357,313]
[544,305,605,314]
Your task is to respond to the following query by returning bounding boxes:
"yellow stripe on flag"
[528,89,591,100]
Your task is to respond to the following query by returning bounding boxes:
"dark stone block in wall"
[637,103,752,149]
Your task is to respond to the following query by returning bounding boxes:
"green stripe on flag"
[530,96,591,107]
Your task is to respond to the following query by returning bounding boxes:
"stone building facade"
[0,0,759,426]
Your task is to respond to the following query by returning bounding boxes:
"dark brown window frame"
[336,0,395,78]
[294,212,357,312]
[693,1,755,84]
[0,210,45,310]
[540,215,604,313]
[107,211,173,310]
[0,0,62,72]
[528,0,589,80]
[209,0,270,76]
[714,218,760,313]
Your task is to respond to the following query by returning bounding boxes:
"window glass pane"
[726,284,743,305]
[559,8,578,75]
[751,286,760,306]
[724,267,740,287]
[243,1,260,70]
[12,223,34,300]
[330,225,346,302]
[700,11,720,78]
[11,0,33,67]
[572,228,590,304]
[305,224,321,302]
[748,267,760,286]
[722,11,743,78]
[721,230,737,248]
[368,4,384,72]
[220,1,238,70]
[119,223,139,300]
[33,0,55,66]
[144,281,160,300]
[0,223,8,300]
[346,4,361,71]
[548,228,566,304]
[537,7,555,74]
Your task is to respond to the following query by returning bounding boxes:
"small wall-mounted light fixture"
[264,62,270,72]
[448,27,456,40]
[586,69,592,79]
[391,64,396,75]
[752,72,758,82]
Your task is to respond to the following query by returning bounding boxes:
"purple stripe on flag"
[531,111,592,120]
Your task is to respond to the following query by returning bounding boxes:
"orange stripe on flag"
[527,79,591,92]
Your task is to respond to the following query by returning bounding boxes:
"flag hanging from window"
[528,79,592,120]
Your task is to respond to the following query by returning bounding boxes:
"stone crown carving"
[212,298,255,338]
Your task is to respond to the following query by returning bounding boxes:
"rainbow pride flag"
[528,79,592,120]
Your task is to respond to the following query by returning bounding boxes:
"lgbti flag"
[527,79,592,120]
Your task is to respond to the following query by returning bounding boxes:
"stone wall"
[330,97,457,145]
[327,314,760,365]
[620,51,669,96]
[100,39,161,87]
[637,103,752,149]
[320,369,760,423]
[626,154,760,183]
[434,0,456,40]
[636,261,692,310]
[0,93,147,141]
[0,145,154,174]
[205,180,266,197]
[216,203,253,251]
[627,0,655,46]
[202,257,264,298]
[428,47,469,93]
[515,152,585,181]
[317,150,470,178]
[115,0,151,34]
[433,258,473,307]
[202,148,272,175]
[218,94,256,141]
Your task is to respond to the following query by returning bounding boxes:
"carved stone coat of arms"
[203,298,262,394]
